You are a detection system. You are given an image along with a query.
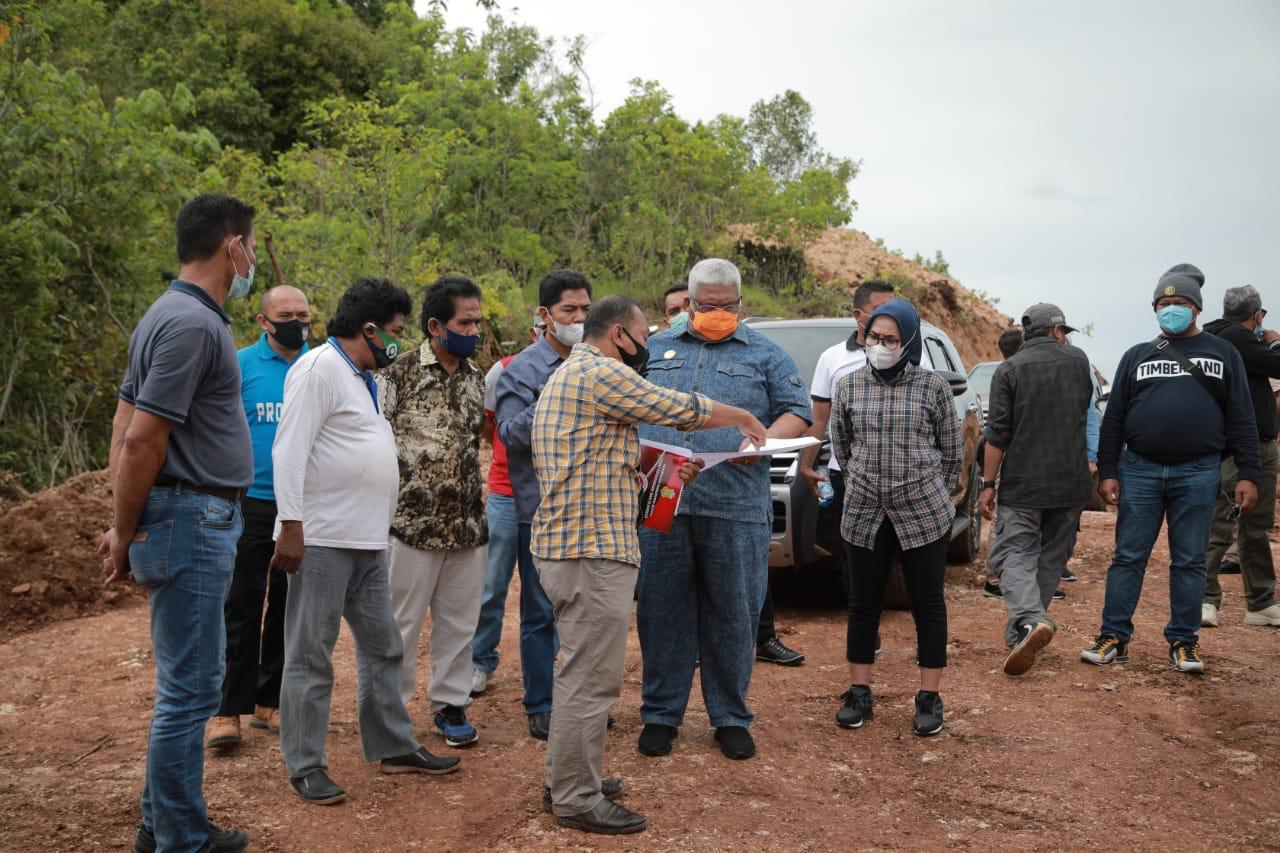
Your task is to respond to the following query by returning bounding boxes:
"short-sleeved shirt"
[532,344,711,567]
[239,334,308,501]
[484,357,517,497]
[640,324,812,526]
[379,346,488,551]
[811,331,933,471]
[119,280,252,489]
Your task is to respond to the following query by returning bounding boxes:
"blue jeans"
[469,496,557,715]
[128,486,242,853]
[637,516,770,728]
[1100,450,1220,646]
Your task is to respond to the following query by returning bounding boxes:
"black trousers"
[218,496,287,715]
[757,585,776,646]
[844,519,948,669]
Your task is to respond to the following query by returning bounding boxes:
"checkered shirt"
[830,363,963,550]
[531,343,712,567]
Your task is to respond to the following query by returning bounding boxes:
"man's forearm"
[982,443,1005,482]
[112,439,166,539]
[767,412,809,439]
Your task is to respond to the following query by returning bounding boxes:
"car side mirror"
[936,369,968,397]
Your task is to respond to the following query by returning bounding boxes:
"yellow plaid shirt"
[532,343,712,567]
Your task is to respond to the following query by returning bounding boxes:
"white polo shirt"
[272,340,400,550]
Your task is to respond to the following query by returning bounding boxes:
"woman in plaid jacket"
[829,300,962,737]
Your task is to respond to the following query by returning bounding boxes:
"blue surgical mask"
[1157,305,1193,335]
[228,239,255,300]
[1255,326,1266,340]
[669,311,689,332]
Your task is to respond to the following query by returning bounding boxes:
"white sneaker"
[1201,603,1219,628]
[471,667,489,695]
[1242,603,1280,627]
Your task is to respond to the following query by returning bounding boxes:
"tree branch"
[83,246,130,337]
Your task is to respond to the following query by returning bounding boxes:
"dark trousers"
[844,520,948,668]
[757,586,776,646]
[218,496,287,715]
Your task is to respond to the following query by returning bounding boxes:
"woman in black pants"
[829,300,962,736]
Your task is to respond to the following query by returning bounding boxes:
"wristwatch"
[981,479,998,489]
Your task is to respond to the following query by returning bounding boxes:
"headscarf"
[865,299,922,382]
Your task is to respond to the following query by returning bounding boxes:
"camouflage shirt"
[378,345,488,551]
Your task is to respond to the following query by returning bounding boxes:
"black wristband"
[981,479,998,489]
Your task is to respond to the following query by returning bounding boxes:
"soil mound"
[0,470,139,640]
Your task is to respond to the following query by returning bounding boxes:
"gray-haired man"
[977,304,1094,676]
[1201,285,1280,628]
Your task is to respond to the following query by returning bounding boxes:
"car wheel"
[947,454,983,563]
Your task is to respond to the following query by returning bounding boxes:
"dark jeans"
[128,485,242,853]
[757,585,777,646]
[1100,450,1219,645]
[844,520,948,668]
[638,516,770,728]
[218,496,287,715]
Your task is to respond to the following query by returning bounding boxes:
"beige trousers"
[536,556,637,817]
[387,538,486,712]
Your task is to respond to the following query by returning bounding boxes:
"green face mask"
[364,324,405,368]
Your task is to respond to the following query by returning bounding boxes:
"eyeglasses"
[863,331,901,348]
[690,299,742,315]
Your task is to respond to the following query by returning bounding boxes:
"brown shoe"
[251,705,281,734]
[206,716,242,751]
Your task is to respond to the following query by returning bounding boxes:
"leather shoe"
[380,746,461,775]
[528,711,551,741]
[714,725,756,760]
[290,769,346,805]
[637,723,677,756]
[132,821,249,853]
[542,777,622,813]
[554,797,647,835]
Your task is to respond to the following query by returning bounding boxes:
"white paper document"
[639,436,819,470]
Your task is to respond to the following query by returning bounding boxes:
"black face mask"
[619,327,650,378]
[268,318,308,351]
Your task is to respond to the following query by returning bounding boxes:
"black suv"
[747,318,986,599]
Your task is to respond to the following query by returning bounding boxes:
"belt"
[154,479,244,501]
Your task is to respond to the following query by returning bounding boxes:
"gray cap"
[1154,271,1204,310]
[1021,303,1076,334]
[1223,284,1262,320]
[1164,262,1205,289]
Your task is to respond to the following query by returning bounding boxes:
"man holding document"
[531,294,766,835]
[636,259,813,763]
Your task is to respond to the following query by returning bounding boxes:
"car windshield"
[751,323,855,387]
[968,362,998,399]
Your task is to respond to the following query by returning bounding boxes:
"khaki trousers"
[536,556,637,817]
[387,538,486,711]
[1205,440,1278,611]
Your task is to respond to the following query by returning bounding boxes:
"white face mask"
[551,320,584,346]
[866,343,906,370]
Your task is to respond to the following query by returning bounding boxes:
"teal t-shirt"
[238,333,308,501]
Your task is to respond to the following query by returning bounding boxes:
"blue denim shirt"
[495,337,565,524]
[640,324,811,525]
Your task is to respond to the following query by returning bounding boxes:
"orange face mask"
[689,309,739,342]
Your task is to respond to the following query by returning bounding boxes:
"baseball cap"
[1021,303,1077,335]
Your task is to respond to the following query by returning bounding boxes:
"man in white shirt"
[271,278,460,807]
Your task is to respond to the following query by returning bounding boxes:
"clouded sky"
[435,0,1280,375]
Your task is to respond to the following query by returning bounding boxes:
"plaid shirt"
[531,344,712,567]
[830,363,962,550]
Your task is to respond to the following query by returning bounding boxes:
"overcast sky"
[433,0,1280,375]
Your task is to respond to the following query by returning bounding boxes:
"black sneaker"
[835,684,873,729]
[1052,588,1066,601]
[289,769,347,805]
[380,746,461,775]
[1080,634,1129,666]
[1219,560,1241,575]
[714,726,756,760]
[543,777,623,813]
[133,822,250,853]
[1169,641,1205,674]
[637,723,678,756]
[1061,567,1078,582]
[983,579,1002,598]
[756,636,805,666]
[1003,621,1054,677]
[913,691,944,737]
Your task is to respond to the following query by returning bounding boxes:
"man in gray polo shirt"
[99,194,256,853]
[977,303,1095,677]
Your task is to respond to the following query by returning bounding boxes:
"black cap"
[1021,303,1076,335]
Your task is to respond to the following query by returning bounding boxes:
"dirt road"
[2,511,1277,851]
